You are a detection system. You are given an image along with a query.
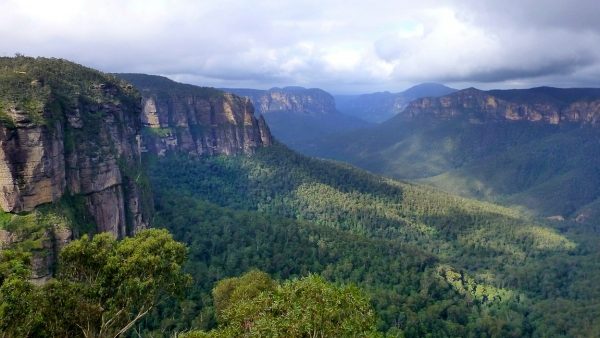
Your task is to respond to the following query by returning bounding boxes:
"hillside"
[223,86,369,151]
[143,144,600,337]
[2,58,600,337]
[0,56,150,280]
[306,87,600,223]
[117,74,273,157]
[335,83,457,123]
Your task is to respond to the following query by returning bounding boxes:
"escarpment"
[118,73,273,157]
[225,86,337,115]
[0,57,149,240]
[401,87,600,125]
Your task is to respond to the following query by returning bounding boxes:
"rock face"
[0,57,148,238]
[221,86,369,153]
[225,86,337,115]
[335,83,457,123]
[118,74,273,157]
[401,87,600,125]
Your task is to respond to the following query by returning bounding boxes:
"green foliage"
[0,229,191,337]
[0,249,32,282]
[147,195,478,336]
[186,271,379,338]
[0,194,96,261]
[116,73,224,100]
[143,126,172,138]
[149,144,574,262]
[305,117,600,224]
[0,205,78,256]
[0,55,140,128]
[138,144,600,337]
[0,249,40,337]
[54,229,191,337]
[212,269,276,320]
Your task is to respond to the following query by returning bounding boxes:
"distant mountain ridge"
[223,86,338,115]
[335,83,457,123]
[305,86,600,223]
[222,86,369,151]
[118,73,273,157]
[400,86,600,125]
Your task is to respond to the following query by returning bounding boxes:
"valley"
[1,56,600,338]
[3,1,600,337]
[335,83,457,123]
[146,144,600,337]
[307,87,600,225]
[223,86,369,151]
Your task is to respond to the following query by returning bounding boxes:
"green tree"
[52,228,191,338]
[212,269,276,321]
[185,271,380,337]
[0,228,191,338]
[0,250,41,337]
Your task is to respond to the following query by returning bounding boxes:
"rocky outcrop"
[0,122,65,212]
[0,219,73,282]
[0,57,149,238]
[401,87,600,125]
[31,225,72,283]
[335,83,456,123]
[225,86,337,116]
[222,86,370,153]
[119,74,273,157]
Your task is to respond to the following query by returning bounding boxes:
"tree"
[0,229,191,338]
[184,271,380,337]
[212,269,275,321]
[53,228,192,338]
[0,250,41,337]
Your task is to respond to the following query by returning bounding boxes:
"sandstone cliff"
[401,87,600,125]
[118,74,273,157]
[222,86,368,153]
[335,83,456,123]
[0,57,149,239]
[225,86,337,115]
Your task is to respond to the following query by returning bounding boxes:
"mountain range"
[307,86,600,224]
[119,74,273,157]
[222,83,459,153]
[2,57,600,337]
[335,83,457,123]
[223,86,369,150]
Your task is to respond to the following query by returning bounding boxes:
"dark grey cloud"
[0,0,599,93]
[408,33,599,84]
[451,0,600,32]
[437,56,593,83]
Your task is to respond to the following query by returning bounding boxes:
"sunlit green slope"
[144,144,600,337]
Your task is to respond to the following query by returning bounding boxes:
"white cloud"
[0,0,599,93]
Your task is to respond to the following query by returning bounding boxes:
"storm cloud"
[0,0,599,93]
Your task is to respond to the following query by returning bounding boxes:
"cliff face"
[0,57,148,239]
[225,86,337,115]
[222,86,369,154]
[402,87,600,125]
[118,74,272,157]
[335,83,456,123]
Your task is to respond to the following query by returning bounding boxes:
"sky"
[0,0,599,94]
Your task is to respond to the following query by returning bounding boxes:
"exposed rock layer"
[335,83,457,123]
[0,57,148,237]
[225,86,337,116]
[401,87,600,125]
[119,74,273,157]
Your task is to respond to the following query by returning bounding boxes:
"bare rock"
[402,87,600,126]
[127,74,273,157]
